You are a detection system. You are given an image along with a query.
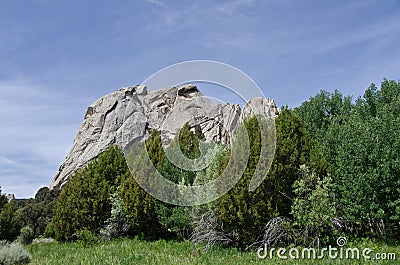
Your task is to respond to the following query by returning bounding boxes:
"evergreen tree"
[0,186,8,212]
[0,201,19,241]
[217,110,325,247]
[13,187,60,237]
[48,146,128,241]
[119,130,164,239]
[154,123,206,239]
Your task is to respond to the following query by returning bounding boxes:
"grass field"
[26,238,399,264]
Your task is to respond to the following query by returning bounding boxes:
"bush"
[100,192,128,240]
[17,226,34,245]
[76,229,100,247]
[0,242,31,265]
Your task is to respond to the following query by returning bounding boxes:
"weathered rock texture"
[50,84,279,189]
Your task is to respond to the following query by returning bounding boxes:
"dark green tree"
[48,146,128,241]
[0,201,19,241]
[119,130,164,239]
[0,186,8,211]
[216,110,326,247]
[13,187,60,237]
[178,122,203,160]
[153,123,205,239]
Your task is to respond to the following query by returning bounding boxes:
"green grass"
[26,238,399,265]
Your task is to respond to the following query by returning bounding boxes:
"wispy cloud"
[0,80,82,197]
[316,15,400,54]
[146,0,165,7]
[216,0,256,14]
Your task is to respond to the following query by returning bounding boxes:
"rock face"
[50,84,279,189]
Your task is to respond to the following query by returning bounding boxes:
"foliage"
[0,201,19,242]
[118,175,160,239]
[119,130,163,239]
[295,79,400,239]
[100,191,128,240]
[155,203,192,240]
[76,229,101,247]
[216,111,325,247]
[14,187,60,238]
[151,123,206,239]
[48,146,129,241]
[216,116,270,247]
[145,129,165,166]
[178,123,204,159]
[0,186,8,212]
[17,226,35,245]
[293,89,353,145]
[291,165,336,246]
[0,242,31,265]
[191,144,231,248]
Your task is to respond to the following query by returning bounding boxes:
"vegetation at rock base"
[47,146,129,241]
[215,110,327,248]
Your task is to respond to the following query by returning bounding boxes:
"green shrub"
[100,192,129,240]
[17,226,34,245]
[0,242,31,265]
[76,229,100,247]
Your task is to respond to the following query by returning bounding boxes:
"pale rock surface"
[50,84,278,189]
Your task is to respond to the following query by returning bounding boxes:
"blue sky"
[0,0,399,198]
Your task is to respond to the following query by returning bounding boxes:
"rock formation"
[50,84,279,189]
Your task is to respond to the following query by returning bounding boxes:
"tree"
[295,80,400,239]
[100,191,128,240]
[291,165,336,246]
[191,144,232,248]
[293,89,352,145]
[153,123,206,239]
[216,110,326,247]
[0,201,19,241]
[13,187,60,238]
[119,173,160,239]
[48,146,129,241]
[0,186,8,212]
[119,130,164,239]
[17,226,34,245]
[332,80,400,237]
